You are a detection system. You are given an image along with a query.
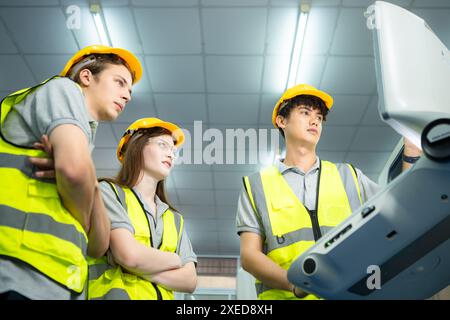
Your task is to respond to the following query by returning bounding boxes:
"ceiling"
[1,0,449,256]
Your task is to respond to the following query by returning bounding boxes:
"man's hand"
[403,137,422,157]
[29,135,55,179]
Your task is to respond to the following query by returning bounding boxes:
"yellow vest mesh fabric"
[88,183,181,300]
[0,77,88,293]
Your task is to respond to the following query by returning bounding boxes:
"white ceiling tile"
[210,163,260,172]
[325,95,370,126]
[146,56,205,92]
[213,171,248,190]
[176,205,216,219]
[259,94,279,124]
[215,189,240,206]
[216,219,237,233]
[173,171,214,189]
[263,56,290,93]
[154,94,207,123]
[203,8,267,54]
[302,7,339,55]
[92,148,120,170]
[95,0,130,6]
[189,231,218,248]
[1,8,78,54]
[0,56,35,91]
[116,93,156,123]
[111,122,131,140]
[69,6,102,49]
[310,0,341,6]
[266,8,297,55]
[343,0,412,7]
[202,0,268,5]
[296,55,326,88]
[104,7,143,54]
[131,55,152,93]
[166,187,179,205]
[165,175,176,189]
[269,0,301,6]
[184,218,217,234]
[414,0,450,7]
[0,21,17,54]
[132,0,199,5]
[361,95,388,126]
[177,189,215,205]
[96,169,119,178]
[0,0,59,4]
[24,55,71,81]
[331,8,373,55]
[206,56,263,93]
[134,8,201,54]
[216,206,238,218]
[208,94,259,125]
[317,126,356,151]
[174,162,213,171]
[345,151,391,173]
[350,126,400,152]
[411,9,450,47]
[321,57,376,95]
[316,151,346,163]
[94,123,118,148]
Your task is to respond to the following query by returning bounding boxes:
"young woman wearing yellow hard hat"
[88,118,197,300]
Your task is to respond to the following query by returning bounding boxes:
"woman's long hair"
[103,127,177,211]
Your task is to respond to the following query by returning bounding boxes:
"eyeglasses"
[149,139,178,158]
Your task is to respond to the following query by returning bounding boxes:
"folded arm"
[110,228,182,275]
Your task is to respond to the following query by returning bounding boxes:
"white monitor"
[371,1,450,149]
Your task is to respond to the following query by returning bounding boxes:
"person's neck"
[134,173,158,206]
[283,142,317,173]
[81,87,100,121]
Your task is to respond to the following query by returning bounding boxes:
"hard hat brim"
[60,45,143,84]
[272,87,333,128]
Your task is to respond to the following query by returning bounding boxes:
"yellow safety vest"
[0,76,88,293]
[88,182,184,300]
[243,161,362,300]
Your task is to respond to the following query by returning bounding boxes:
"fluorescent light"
[91,4,111,46]
[287,10,309,88]
[93,13,110,46]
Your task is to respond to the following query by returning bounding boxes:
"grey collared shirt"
[99,181,197,266]
[236,158,380,238]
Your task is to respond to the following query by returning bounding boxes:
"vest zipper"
[309,160,323,241]
[130,188,163,300]
[308,209,322,241]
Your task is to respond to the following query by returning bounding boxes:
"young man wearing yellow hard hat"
[236,84,422,300]
[0,45,142,300]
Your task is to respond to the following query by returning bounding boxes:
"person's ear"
[276,115,287,129]
[78,69,93,87]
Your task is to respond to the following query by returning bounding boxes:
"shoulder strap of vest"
[99,179,127,211]
[346,163,362,205]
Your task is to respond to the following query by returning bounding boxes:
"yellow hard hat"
[272,84,333,128]
[116,117,185,163]
[60,44,143,84]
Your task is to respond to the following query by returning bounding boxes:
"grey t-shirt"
[99,181,197,266]
[236,157,381,238]
[0,77,97,300]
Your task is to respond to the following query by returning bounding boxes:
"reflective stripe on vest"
[243,161,362,300]
[88,182,183,300]
[0,76,88,293]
